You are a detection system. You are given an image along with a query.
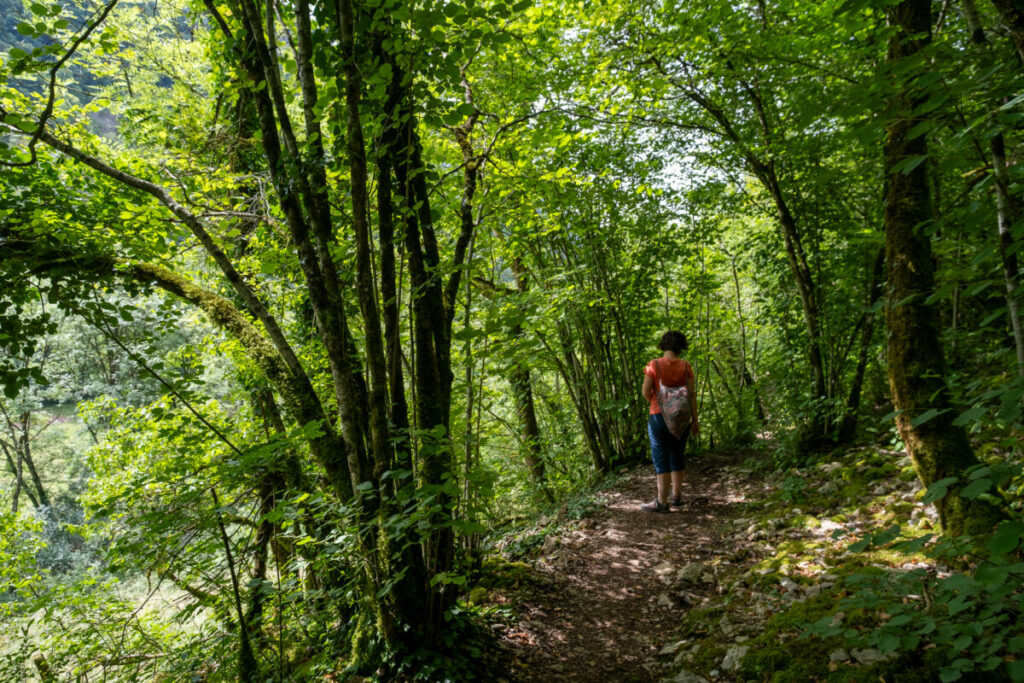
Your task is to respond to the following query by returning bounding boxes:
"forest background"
[1,0,1023,679]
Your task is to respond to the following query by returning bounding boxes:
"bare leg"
[671,470,685,497]
[656,472,671,504]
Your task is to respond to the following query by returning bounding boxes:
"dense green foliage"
[1,0,1022,679]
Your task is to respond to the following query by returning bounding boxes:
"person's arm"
[688,370,700,435]
[642,373,654,402]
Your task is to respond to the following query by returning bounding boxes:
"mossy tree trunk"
[883,0,1003,537]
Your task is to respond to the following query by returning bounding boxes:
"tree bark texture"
[884,0,1002,536]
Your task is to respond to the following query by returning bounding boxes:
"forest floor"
[485,448,763,682]
[479,444,946,683]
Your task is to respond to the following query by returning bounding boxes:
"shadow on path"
[496,453,754,682]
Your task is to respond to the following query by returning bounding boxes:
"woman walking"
[640,330,699,512]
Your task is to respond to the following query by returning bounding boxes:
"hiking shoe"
[668,494,683,507]
[640,500,669,513]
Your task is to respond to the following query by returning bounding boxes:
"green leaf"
[910,408,945,427]
[879,633,900,652]
[901,634,920,650]
[888,614,913,627]
[959,478,991,500]
[16,21,35,36]
[922,477,958,503]
[952,405,986,426]
[892,154,928,175]
[988,521,1024,556]
[967,465,992,481]
[975,562,1010,587]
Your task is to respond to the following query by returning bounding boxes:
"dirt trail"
[495,454,753,682]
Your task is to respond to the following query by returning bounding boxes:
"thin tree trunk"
[17,414,49,508]
[682,85,828,443]
[838,248,885,442]
[991,135,1024,372]
[961,0,1024,372]
[2,439,32,512]
[506,254,550,494]
[743,365,768,425]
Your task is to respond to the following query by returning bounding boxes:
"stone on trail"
[721,644,749,672]
[829,648,850,663]
[675,563,713,586]
[851,648,897,665]
[654,561,676,584]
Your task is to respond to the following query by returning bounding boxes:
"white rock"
[820,519,843,533]
[676,563,712,585]
[660,640,687,656]
[830,648,850,663]
[851,648,897,665]
[657,592,672,607]
[654,562,677,584]
[664,670,709,683]
[721,645,749,672]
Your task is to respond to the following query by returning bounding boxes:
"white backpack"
[655,360,692,438]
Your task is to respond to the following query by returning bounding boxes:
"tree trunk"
[991,120,1024,373]
[961,0,1024,373]
[17,414,49,507]
[884,0,1002,536]
[838,248,885,443]
[682,86,828,443]
[509,312,551,499]
[383,51,459,643]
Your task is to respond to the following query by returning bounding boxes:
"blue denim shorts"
[648,413,688,474]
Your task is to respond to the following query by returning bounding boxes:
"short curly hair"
[658,330,689,353]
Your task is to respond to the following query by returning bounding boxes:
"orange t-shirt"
[644,357,693,415]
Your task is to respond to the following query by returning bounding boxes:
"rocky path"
[494,453,756,682]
